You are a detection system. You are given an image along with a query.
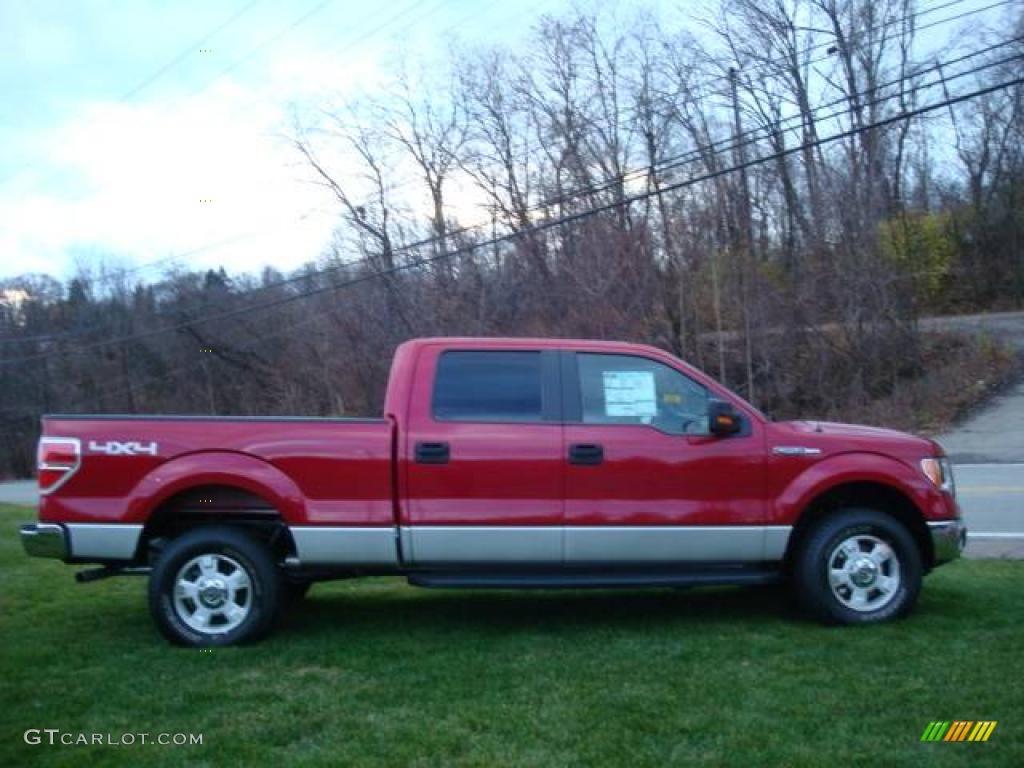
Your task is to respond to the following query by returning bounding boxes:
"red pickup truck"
[20,337,965,646]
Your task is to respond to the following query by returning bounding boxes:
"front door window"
[577,353,710,435]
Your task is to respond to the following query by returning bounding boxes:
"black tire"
[793,508,922,625]
[148,526,281,647]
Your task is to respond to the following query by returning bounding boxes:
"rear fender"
[124,451,306,525]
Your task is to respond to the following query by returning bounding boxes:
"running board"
[75,565,151,583]
[407,567,782,590]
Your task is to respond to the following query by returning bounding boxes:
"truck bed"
[39,414,394,527]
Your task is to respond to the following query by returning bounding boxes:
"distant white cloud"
[0,43,402,281]
[0,0,502,282]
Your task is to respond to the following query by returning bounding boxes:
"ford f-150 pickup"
[20,337,966,645]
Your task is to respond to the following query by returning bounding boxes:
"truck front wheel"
[148,526,281,646]
[793,508,922,625]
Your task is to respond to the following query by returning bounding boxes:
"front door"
[561,350,769,564]
[403,346,563,565]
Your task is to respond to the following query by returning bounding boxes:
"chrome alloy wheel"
[827,534,901,612]
[173,554,252,634]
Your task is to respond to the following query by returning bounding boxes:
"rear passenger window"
[433,351,543,422]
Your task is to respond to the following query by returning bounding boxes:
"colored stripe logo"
[921,721,997,742]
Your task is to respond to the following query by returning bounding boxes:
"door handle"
[568,443,604,465]
[415,441,450,464]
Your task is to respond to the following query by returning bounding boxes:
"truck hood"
[766,419,941,458]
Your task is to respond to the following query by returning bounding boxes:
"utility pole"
[729,67,755,253]
[729,66,756,406]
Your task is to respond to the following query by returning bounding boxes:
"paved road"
[0,480,36,506]
[955,463,1024,558]
[927,311,1024,555]
[936,381,1024,464]
[931,310,1024,465]
[919,308,1024,342]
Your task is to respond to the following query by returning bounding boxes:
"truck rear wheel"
[148,526,280,646]
[793,508,922,625]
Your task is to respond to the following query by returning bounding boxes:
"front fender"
[124,451,307,524]
[773,451,948,524]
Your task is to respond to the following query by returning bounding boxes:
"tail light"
[37,437,81,494]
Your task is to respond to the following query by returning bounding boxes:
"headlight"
[921,457,955,496]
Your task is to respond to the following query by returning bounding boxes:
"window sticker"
[602,371,657,417]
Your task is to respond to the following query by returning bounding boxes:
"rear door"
[561,350,769,564]
[402,345,563,565]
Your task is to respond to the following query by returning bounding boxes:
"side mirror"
[708,400,742,436]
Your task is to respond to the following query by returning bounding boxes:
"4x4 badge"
[87,440,158,456]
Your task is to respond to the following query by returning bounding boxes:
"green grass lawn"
[1,503,1021,768]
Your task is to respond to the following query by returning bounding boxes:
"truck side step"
[407,567,782,590]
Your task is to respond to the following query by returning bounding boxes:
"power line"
[298,38,1022,278]
[121,0,265,100]
[543,36,1024,209]
[2,68,1020,384]
[0,209,334,347]
[347,0,1003,211]
[1,1,1015,340]
[4,0,477,296]
[240,74,1024,319]
[531,0,1000,150]
[295,0,1011,234]
[7,0,339,204]
[0,0,515,368]
[4,1,264,183]
[6,71,1020,418]
[1,45,1018,367]
[6,0,997,301]
[80,27,1022,297]
[172,0,337,105]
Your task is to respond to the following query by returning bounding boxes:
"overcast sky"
[0,0,1010,283]
[0,0,575,282]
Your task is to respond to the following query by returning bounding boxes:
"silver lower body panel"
[565,525,791,563]
[404,526,562,565]
[398,525,791,566]
[21,520,794,568]
[67,524,143,560]
[290,526,399,566]
[20,522,143,561]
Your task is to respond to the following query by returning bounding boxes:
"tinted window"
[577,353,710,435]
[433,351,543,422]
